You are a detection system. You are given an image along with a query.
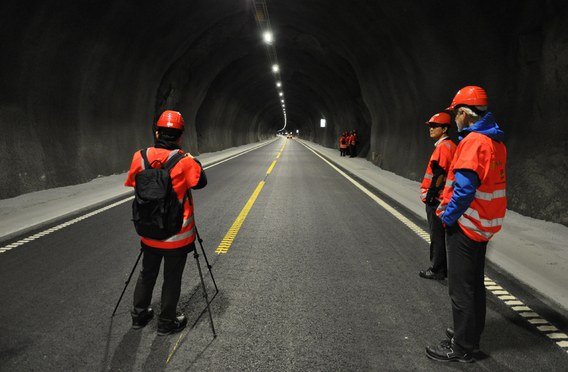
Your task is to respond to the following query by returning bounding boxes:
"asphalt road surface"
[1,138,567,371]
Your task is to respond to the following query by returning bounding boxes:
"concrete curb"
[296,138,568,316]
[0,138,278,243]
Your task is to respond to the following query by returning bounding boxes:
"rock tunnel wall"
[0,0,566,226]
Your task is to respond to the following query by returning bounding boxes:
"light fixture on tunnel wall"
[320,119,326,128]
[253,0,287,132]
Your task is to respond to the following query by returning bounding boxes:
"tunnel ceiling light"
[320,118,326,128]
[254,1,287,132]
[263,31,274,45]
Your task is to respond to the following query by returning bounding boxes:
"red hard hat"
[446,86,488,110]
[156,110,184,130]
[425,112,451,125]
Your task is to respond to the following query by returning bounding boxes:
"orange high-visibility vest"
[125,147,203,249]
[420,137,457,203]
[350,134,357,145]
[339,137,348,149]
[437,132,507,242]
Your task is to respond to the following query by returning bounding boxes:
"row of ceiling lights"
[254,1,286,130]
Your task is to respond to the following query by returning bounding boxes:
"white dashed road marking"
[299,139,568,354]
[0,197,134,253]
[0,139,280,255]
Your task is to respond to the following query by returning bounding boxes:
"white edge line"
[0,139,279,253]
[297,139,568,353]
[203,138,279,170]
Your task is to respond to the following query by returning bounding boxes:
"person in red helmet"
[426,86,507,363]
[125,110,207,335]
[419,112,456,280]
[339,132,348,156]
[349,130,358,157]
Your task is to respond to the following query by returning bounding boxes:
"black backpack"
[132,149,185,240]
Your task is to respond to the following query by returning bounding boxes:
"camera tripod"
[111,227,218,337]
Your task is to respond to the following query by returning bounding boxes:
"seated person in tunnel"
[426,86,507,363]
[124,110,207,336]
[419,112,456,280]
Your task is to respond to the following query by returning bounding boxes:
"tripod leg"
[112,250,143,317]
[193,250,217,337]
[195,229,219,296]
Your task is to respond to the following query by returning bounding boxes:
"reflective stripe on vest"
[163,225,196,243]
[475,189,507,201]
[420,138,456,203]
[141,214,196,248]
[458,216,495,240]
[462,207,505,228]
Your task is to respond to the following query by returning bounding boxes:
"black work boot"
[445,327,480,352]
[131,307,154,329]
[419,268,446,280]
[158,315,187,336]
[426,340,473,363]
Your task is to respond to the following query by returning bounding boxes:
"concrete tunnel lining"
[0,0,567,226]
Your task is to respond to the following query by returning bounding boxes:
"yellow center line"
[215,181,265,254]
[266,160,277,175]
[166,140,286,365]
[167,332,188,364]
[214,139,286,255]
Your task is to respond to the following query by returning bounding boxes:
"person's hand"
[425,190,438,205]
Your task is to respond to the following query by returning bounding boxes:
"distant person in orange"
[426,86,507,363]
[419,112,456,280]
[349,130,358,157]
[339,132,349,156]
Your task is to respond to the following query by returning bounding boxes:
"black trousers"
[425,202,447,274]
[446,224,487,352]
[132,247,189,321]
[349,144,357,157]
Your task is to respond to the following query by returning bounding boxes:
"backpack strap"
[163,151,185,172]
[140,148,184,171]
[140,148,152,170]
[165,151,187,203]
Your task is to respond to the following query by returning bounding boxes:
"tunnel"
[0,0,567,226]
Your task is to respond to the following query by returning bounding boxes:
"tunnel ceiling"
[1,0,567,225]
